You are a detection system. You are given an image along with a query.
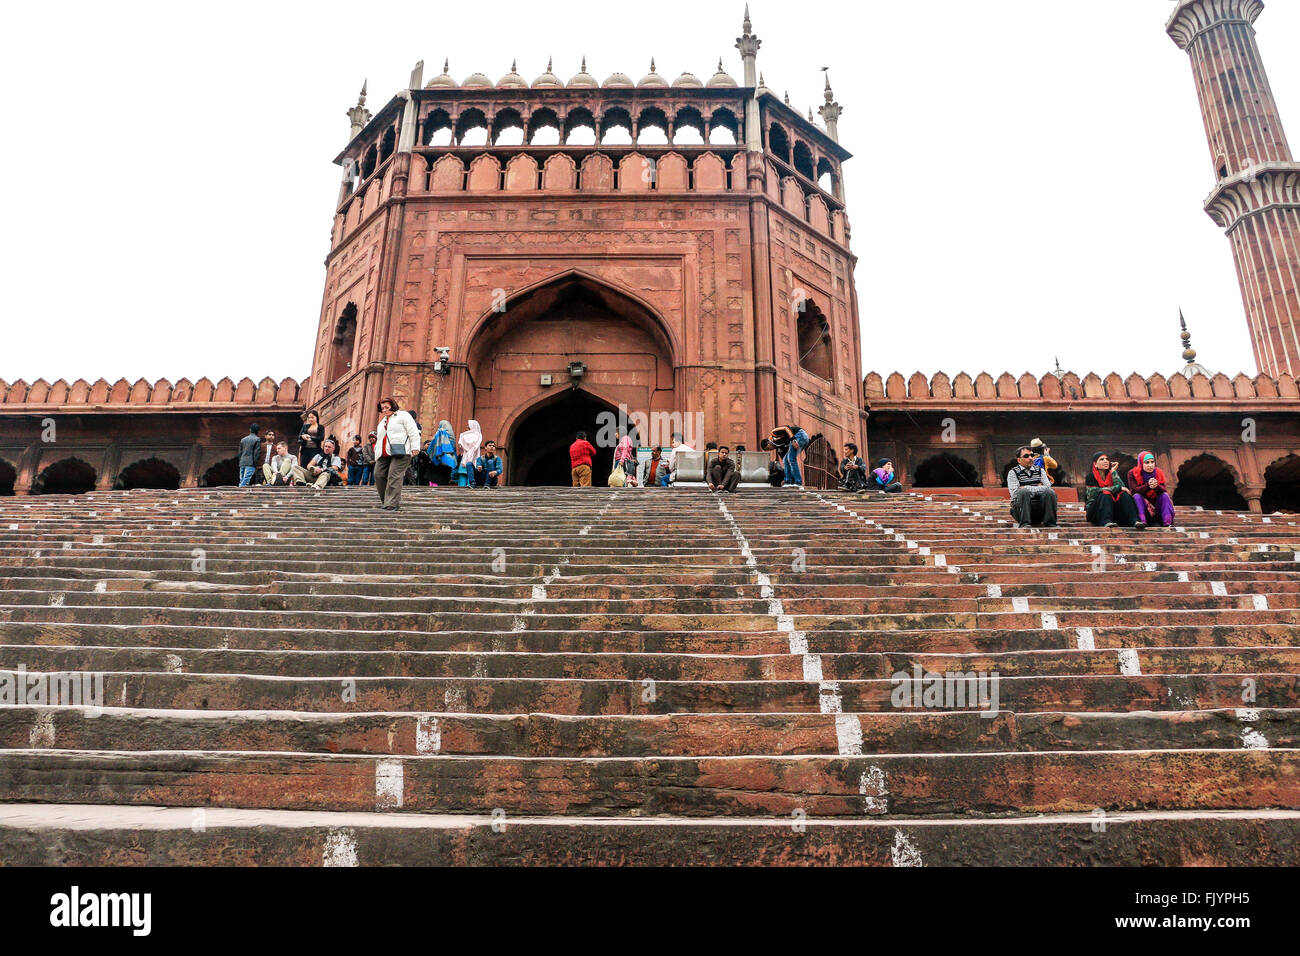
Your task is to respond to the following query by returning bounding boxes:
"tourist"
[306,439,345,490]
[667,432,694,486]
[298,410,324,468]
[642,447,669,488]
[263,441,303,486]
[474,440,503,488]
[346,435,366,487]
[762,423,810,489]
[870,457,903,494]
[363,433,376,485]
[458,420,483,487]
[1007,446,1059,528]
[1029,438,1059,484]
[570,430,597,487]
[614,431,638,486]
[1085,452,1139,528]
[237,423,262,487]
[374,397,422,511]
[1127,451,1175,528]
[253,429,278,484]
[707,445,740,493]
[838,443,869,491]
[767,451,784,488]
[426,420,457,486]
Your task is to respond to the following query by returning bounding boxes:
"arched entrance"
[507,389,621,486]
[465,272,678,487]
[1174,454,1246,510]
[0,459,15,496]
[1262,455,1300,513]
[914,452,981,488]
[33,458,96,495]
[117,457,181,490]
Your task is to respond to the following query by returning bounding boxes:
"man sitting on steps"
[306,439,345,490]
[707,445,740,493]
[1007,446,1059,528]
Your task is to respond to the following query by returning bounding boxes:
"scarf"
[431,421,457,468]
[1091,455,1121,500]
[1128,451,1166,500]
[458,420,482,467]
[614,435,635,463]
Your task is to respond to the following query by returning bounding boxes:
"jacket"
[1085,467,1127,507]
[708,457,736,485]
[238,434,262,468]
[376,411,421,458]
[570,439,597,468]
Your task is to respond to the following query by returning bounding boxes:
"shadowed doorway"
[508,390,622,486]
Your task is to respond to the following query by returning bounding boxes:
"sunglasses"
[1018,454,1034,459]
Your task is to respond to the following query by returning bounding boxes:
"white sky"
[2,0,1297,385]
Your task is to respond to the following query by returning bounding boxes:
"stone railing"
[0,377,303,412]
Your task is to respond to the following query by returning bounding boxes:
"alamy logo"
[0,665,104,716]
[890,665,1001,718]
[49,886,151,936]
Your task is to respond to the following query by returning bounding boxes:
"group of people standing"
[1007,438,1177,530]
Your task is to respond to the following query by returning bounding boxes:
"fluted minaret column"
[735,5,762,151]
[1168,0,1300,377]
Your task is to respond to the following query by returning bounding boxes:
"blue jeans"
[658,469,673,488]
[783,429,809,486]
[348,465,364,486]
[474,470,499,488]
[238,465,255,487]
[361,465,373,486]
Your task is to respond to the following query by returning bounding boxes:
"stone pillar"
[1243,484,1265,514]
[95,441,121,491]
[183,444,204,488]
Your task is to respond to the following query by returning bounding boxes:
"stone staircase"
[0,486,1298,865]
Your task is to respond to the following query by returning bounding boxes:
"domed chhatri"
[672,71,704,88]
[638,58,668,87]
[425,59,458,89]
[567,56,598,88]
[462,71,492,88]
[707,59,737,88]
[497,60,527,88]
[603,72,634,88]
[532,57,562,89]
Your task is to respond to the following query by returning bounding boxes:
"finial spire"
[718,58,725,72]
[784,90,790,104]
[1180,308,1197,363]
[581,55,588,72]
[443,58,450,74]
[649,57,657,73]
[743,3,752,35]
[511,58,518,73]
[547,56,553,72]
[347,79,373,141]
[818,66,843,141]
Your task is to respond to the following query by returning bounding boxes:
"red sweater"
[569,439,597,468]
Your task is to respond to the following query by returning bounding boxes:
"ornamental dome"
[425,59,458,89]
[638,59,668,87]
[568,57,598,88]
[532,57,562,88]
[672,72,703,88]
[706,60,737,88]
[498,60,527,88]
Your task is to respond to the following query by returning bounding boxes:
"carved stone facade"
[305,40,864,481]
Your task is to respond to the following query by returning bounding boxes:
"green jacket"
[1084,468,1126,507]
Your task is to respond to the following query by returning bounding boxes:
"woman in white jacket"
[373,396,422,511]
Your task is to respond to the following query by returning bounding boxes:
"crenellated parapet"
[864,369,1300,409]
[0,376,302,413]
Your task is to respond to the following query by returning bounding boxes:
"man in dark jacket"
[707,446,740,493]
[238,424,262,487]
[1007,446,1059,528]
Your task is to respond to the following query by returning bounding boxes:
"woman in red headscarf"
[1085,452,1140,527]
[1126,450,1175,527]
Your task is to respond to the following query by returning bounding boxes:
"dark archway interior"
[1174,455,1247,510]
[509,390,618,486]
[0,460,15,496]
[202,458,240,488]
[34,458,96,495]
[118,457,181,491]
[913,453,981,488]
[1263,455,1300,514]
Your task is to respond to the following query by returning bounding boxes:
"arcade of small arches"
[901,449,1300,514]
[0,454,267,496]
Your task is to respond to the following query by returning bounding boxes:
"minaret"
[346,81,371,140]
[1167,0,1300,377]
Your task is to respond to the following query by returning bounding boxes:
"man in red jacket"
[570,430,598,487]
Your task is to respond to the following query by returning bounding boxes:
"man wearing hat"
[1029,438,1059,485]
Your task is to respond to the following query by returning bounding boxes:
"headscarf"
[429,420,457,468]
[1129,451,1166,498]
[458,420,482,467]
[1091,452,1121,499]
[614,434,635,463]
